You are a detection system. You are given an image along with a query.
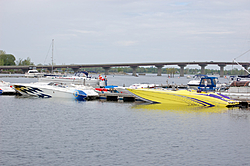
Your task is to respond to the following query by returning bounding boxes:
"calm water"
[1,74,250,166]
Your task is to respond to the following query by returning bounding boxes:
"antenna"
[233,59,250,74]
[52,39,54,73]
[233,48,250,75]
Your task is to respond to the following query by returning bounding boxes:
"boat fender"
[244,81,250,86]
[197,89,201,93]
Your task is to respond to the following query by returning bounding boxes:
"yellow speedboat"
[127,88,240,107]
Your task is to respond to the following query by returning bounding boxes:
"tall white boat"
[187,74,208,89]
[38,71,103,87]
[25,69,45,77]
[12,82,99,100]
[38,71,102,86]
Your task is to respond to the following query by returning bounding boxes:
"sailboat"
[38,39,102,86]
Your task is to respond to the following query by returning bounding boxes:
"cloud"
[116,41,138,46]
[1,0,250,65]
[188,31,235,35]
[170,2,190,6]
[69,29,96,34]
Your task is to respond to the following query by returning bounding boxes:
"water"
[1,74,250,165]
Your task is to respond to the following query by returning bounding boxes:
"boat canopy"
[75,71,89,77]
[198,77,217,91]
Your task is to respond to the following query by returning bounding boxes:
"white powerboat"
[38,71,103,86]
[114,83,160,97]
[25,70,45,77]
[187,74,208,89]
[12,82,99,100]
[0,80,16,95]
[128,83,159,89]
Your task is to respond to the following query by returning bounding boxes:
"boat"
[187,74,208,89]
[127,77,241,107]
[0,80,16,95]
[219,80,250,102]
[188,74,227,90]
[127,88,239,107]
[114,83,160,98]
[38,71,103,87]
[12,82,99,100]
[128,83,160,89]
[25,69,45,77]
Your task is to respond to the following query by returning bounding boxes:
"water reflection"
[132,103,230,114]
[228,108,250,120]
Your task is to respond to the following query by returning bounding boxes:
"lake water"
[1,74,250,165]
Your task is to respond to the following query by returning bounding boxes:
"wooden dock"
[98,92,137,102]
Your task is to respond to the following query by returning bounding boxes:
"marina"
[1,73,250,107]
[2,0,250,165]
[1,73,250,166]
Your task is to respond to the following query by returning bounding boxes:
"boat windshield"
[193,74,207,80]
[200,78,217,87]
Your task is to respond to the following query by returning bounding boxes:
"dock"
[0,75,27,78]
[97,92,137,102]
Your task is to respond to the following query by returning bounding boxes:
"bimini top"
[74,71,89,77]
[198,77,218,91]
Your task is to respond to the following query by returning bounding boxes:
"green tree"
[0,59,4,66]
[0,51,16,66]
[16,57,34,66]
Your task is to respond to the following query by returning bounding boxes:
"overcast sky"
[1,0,250,68]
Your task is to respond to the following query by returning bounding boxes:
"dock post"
[155,65,164,76]
[72,67,80,73]
[218,64,226,77]
[21,68,29,74]
[130,66,138,76]
[103,67,110,75]
[178,64,187,77]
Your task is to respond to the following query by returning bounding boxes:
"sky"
[1,0,250,69]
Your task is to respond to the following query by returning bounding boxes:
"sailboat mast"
[52,39,54,73]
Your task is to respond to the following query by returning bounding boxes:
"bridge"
[0,61,249,77]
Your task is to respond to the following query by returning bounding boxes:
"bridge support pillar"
[199,64,207,75]
[72,67,80,73]
[178,64,186,77]
[218,64,226,77]
[242,65,249,75]
[103,67,110,75]
[155,65,164,76]
[21,68,29,73]
[130,66,138,76]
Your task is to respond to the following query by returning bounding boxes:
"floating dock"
[98,92,137,102]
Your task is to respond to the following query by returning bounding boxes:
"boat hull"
[127,88,239,107]
[13,83,87,100]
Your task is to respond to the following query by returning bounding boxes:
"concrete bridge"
[0,61,249,77]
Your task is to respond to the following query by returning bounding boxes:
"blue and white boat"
[187,74,208,89]
[12,82,99,100]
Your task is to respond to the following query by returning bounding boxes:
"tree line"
[0,50,248,75]
[0,50,34,66]
[80,66,247,76]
